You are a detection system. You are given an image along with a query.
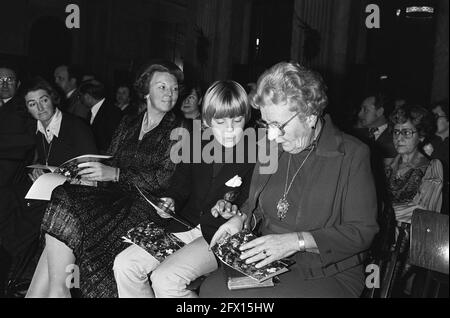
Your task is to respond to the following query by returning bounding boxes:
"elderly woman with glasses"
[199,62,379,298]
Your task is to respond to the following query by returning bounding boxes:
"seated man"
[0,64,35,293]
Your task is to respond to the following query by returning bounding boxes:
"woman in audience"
[200,62,379,298]
[180,83,202,120]
[26,60,185,298]
[113,80,255,297]
[384,105,443,295]
[24,77,97,181]
[386,105,443,222]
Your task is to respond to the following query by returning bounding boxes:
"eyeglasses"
[434,113,447,120]
[393,129,418,139]
[0,77,16,85]
[256,112,301,140]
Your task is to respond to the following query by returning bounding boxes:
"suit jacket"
[241,115,379,279]
[36,112,98,166]
[353,126,396,159]
[91,99,123,154]
[0,96,35,186]
[0,96,36,256]
[164,136,256,242]
[64,89,90,122]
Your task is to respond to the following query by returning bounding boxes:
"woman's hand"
[156,197,175,219]
[209,215,246,249]
[211,199,242,219]
[28,168,45,182]
[77,162,117,182]
[239,233,299,268]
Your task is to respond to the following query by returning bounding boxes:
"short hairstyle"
[0,63,19,79]
[389,104,436,140]
[250,61,328,119]
[134,60,184,98]
[202,80,251,126]
[431,100,449,119]
[180,80,203,104]
[367,92,394,118]
[57,64,83,85]
[22,76,61,108]
[78,80,106,100]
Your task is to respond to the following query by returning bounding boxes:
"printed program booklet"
[212,230,295,289]
[25,154,111,200]
[122,221,186,262]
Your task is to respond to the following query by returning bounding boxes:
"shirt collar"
[36,108,63,142]
[66,89,76,98]
[374,123,388,139]
[2,97,13,104]
[90,98,105,124]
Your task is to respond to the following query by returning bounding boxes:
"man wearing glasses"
[0,64,35,296]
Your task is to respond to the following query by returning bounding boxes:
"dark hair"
[78,80,106,100]
[431,100,449,119]
[389,104,436,140]
[367,92,394,118]
[133,60,184,98]
[57,64,83,86]
[22,76,61,108]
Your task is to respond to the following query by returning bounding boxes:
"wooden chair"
[409,209,448,297]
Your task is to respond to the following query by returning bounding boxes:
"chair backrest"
[410,209,449,275]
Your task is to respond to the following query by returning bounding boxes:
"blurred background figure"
[79,80,123,154]
[429,101,449,215]
[114,84,133,115]
[180,83,202,120]
[54,64,90,121]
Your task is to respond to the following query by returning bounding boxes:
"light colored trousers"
[113,227,218,298]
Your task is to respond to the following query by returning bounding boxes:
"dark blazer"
[35,112,98,166]
[163,135,256,242]
[0,96,35,185]
[91,99,123,154]
[64,90,90,122]
[353,126,396,159]
[242,115,379,279]
[0,96,35,256]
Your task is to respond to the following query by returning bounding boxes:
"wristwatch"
[296,232,306,252]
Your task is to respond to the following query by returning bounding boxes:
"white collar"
[118,103,129,111]
[2,97,13,104]
[374,123,388,140]
[66,89,76,98]
[90,98,105,124]
[36,108,63,143]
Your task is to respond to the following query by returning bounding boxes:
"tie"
[369,127,378,140]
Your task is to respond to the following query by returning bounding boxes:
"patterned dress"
[41,111,182,297]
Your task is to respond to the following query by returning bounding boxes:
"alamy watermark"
[365,4,381,29]
[65,4,80,29]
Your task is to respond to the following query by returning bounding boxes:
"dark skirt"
[41,183,150,298]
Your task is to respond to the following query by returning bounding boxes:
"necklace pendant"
[276,197,290,221]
